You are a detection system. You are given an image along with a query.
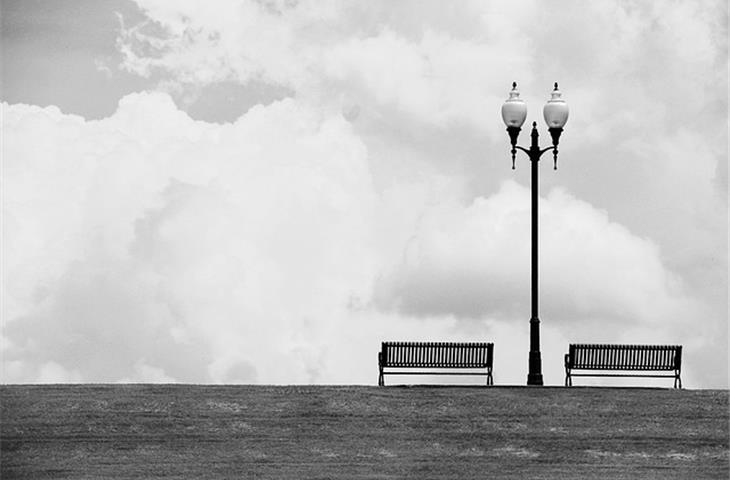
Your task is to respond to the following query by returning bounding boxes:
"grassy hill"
[1,385,728,479]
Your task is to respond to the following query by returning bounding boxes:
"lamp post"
[501,82,569,386]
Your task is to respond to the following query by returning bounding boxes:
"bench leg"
[486,369,493,386]
[378,352,384,386]
[674,372,682,389]
[565,370,572,387]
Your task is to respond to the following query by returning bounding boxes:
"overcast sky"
[2,0,727,387]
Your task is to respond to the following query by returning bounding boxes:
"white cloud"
[118,1,726,138]
[119,0,340,89]
[374,181,691,326]
[119,0,531,132]
[120,361,176,383]
[2,93,380,384]
[36,362,83,384]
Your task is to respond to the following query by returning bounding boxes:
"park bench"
[564,344,682,388]
[378,341,494,386]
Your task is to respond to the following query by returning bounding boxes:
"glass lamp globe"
[501,82,527,128]
[543,83,569,128]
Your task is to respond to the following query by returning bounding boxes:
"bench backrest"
[567,344,682,371]
[381,342,493,368]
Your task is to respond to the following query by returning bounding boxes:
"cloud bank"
[2,0,726,386]
[3,90,716,385]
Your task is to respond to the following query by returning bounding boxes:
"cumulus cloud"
[375,181,691,326]
[2,93,380,384]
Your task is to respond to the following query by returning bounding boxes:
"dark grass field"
[1,385,728,479]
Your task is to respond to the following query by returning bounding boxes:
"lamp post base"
[527,316,543,386]
[527,371,544,386]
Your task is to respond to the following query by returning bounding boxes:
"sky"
[1,0,727,387]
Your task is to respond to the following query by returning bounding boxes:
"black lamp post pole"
[528,124,542,386]
[507,119,563,386]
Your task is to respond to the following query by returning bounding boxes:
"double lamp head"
[501,82,569,169]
